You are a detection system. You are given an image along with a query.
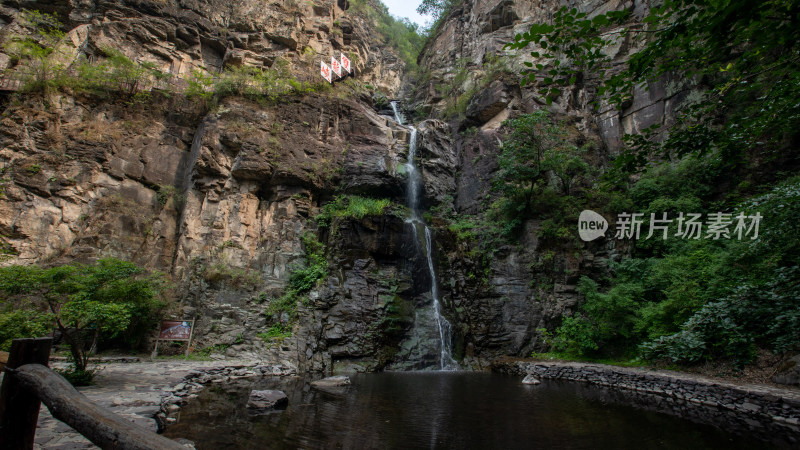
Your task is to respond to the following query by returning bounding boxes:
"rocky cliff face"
[0,0,680,372]
[403,0,688,364]
[413,0,672,152]
[0,0,415,365]
[1,0,404,92]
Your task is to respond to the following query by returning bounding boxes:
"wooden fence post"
[0,337,53,450]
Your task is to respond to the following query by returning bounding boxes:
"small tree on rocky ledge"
[0,258,168,382]
[3,9,68,92]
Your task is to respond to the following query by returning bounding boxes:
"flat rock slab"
[246,389,288,414]
[311,375,351,388]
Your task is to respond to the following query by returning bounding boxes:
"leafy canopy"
[0,258,167,374]
[506,1,800,171]
[493,110,592,236]
[553,169,800,366]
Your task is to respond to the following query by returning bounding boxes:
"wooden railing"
[0,338,184,450]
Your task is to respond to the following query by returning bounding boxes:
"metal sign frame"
[151,317,195,358]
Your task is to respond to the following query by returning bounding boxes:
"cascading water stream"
[392,101,458,371]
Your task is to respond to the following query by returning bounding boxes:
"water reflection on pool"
[163,372,767,449]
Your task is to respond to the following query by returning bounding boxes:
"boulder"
[772,355,800,386]
[311,375,351,388]
[522,374,541,385]
[245,390,288,414]
[466,80,511,124]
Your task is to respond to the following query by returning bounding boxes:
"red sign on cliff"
[331,56,342,78]
[321,61,332,83]
[341,53,351,73]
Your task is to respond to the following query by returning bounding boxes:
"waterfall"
[392,101,458,371]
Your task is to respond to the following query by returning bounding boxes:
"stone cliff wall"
[399,0,692,364]
[0,0,699,371]
[0,0,422,366]
[413,0,681,153]
[0,0,405,93]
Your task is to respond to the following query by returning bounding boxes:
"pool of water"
[162,372,768,449]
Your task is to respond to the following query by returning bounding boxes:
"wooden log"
[0,337,52,449]
[11,364,186,450]
[0,351,8,372]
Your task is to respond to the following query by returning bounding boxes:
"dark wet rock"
[466,80,512,124]
[417,119,457,206]
[246,389,288,414]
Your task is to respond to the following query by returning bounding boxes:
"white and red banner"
[331,56,342,78]
[341,53,351,73]
[320,61,332,83]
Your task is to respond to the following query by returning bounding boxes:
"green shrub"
[202,263,261,289]
[70,47,168,100]
[157,184,184,207]
[315,195,396,228]
[553,276,643,357]
[185,69,215,104]
[448,218,478,241]
[25,164,41,175]
[212,61,324,104]
[55,366,98,386]
[492,111,592,240]
[3,10,67,93]
[552,176,800,366]
[0,305,53,351]
[266,233,328,321]
[257,324,292,342]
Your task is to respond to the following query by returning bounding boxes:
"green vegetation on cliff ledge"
[417,0,464,39]
[315,195,402,228]
[0,258,168,383]
[6,10,328,105]
[265,232,328,328]
[493,110,593,238]
[348,0,425,69]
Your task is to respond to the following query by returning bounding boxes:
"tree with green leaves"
[3,10,67,91]
[417,0,459,21]
[416,0,463,34]
[72,47,169,100]
[0,302,53,351]
[493,110,591,234]
[0,258,168,376]
[506,0,800,172]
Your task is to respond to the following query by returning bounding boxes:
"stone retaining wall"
[495,360,800,447]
